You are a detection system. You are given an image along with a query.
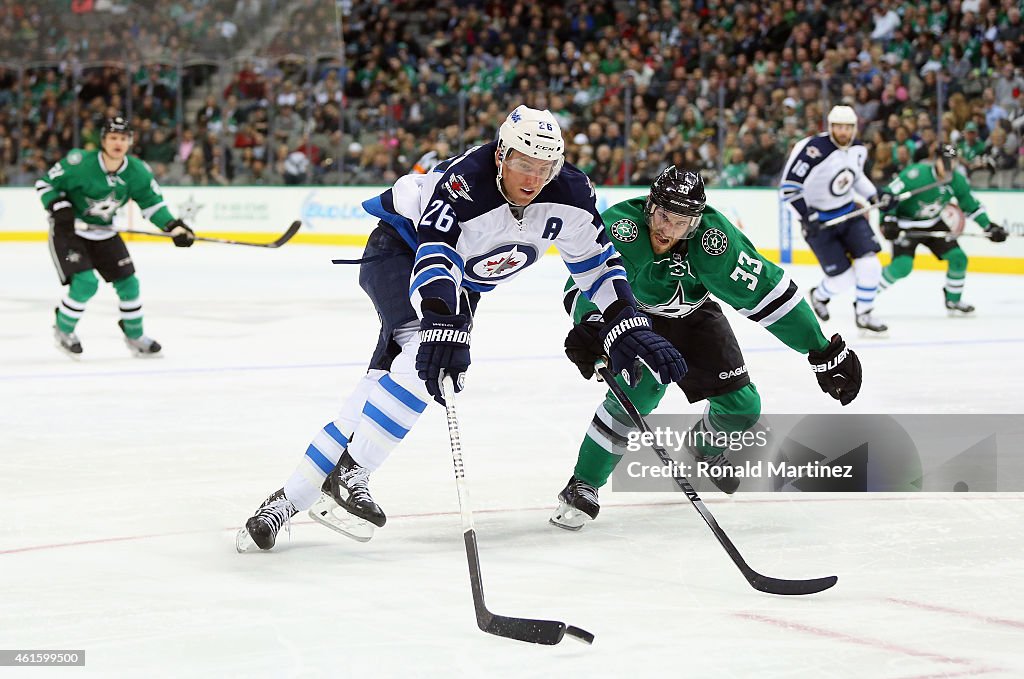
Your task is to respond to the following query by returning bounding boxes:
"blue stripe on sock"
[323,422,349,448]
[305,444,334,475]
[362,401,409,439]
[379,374,427,413]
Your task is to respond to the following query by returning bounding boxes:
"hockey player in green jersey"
[877,144,1008,314]
[551,166,863,529]
[38,116,195,357]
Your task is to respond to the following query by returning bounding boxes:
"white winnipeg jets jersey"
[780,133,877,223]
[362,141,630,316]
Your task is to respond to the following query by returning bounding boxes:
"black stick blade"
[748,572,838,596]
[480,613,568,645]
[268,220,302,248]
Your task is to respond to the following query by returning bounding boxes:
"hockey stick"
[900,230,1013,241]
[822,179,951,228]
[596,361,838,596]
[115,220,302,248]
[440,377,595,645]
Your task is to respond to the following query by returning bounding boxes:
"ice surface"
[1,242,1022,678]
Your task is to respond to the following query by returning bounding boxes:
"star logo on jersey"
[444,174,473,202]
[67,150,82,165]
[177,194,204,225]
[84,192,122,222]
[610,218,638,242]
[65,250,82,264]
[701,228,728,255]
[638,287,708,318]
[466,243,539,282]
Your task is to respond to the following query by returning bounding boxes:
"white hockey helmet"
[495,105,565,202]
[827,105,858,148]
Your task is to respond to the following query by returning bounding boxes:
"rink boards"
[0,185,1021,273]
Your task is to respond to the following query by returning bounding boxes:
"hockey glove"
[564,312,605,381]
[876,190,897,212]
[599,301,686,387]
[416,309,471,406]
[986,224,1008,243]
[165,218,195,247]
[880,214,901,241]
[801,214,822,238]
[807,333,862,406]
[48,199,75,237]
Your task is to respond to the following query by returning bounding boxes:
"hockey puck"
[565,625,595,645]
[954,481,969,492]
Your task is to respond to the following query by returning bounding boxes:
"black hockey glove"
[564,312,605,381]
[807,333,862,406]
[986,224,1008,243]
[801,214,822,238]
[880,214,901,241]
[599,301,686,387]
[416,308,471,406]
[876,190,897,212]
[48,199,75,237]
[165,218,195,247]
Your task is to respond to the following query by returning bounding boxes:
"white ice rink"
[2,241,1023,678]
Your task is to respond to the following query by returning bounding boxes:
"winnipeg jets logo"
[806,146,822,159]
[482,247,527,276]
[830,168,855,196]
[444,174,473,201]
[466,243,539,282]
[85,192,122,221]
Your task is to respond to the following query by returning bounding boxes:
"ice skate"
[682,422,741,494]
[854,304,888,336]
[119,320,162,357]
[53,309,83,358]
[323,452,386,528]
[236,488,297,552]
[945,293,975,316]
[308,489,375,543]
[550,476,600,531]
[808,288,830,321]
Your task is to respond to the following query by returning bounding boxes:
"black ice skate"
[854,304,888,335]
[944,292,975,316]
[119,320,162,357]
[324,452,386,528]
[53,309,83,358]
[683,422,741,494]
[550,476,600,531]
[236,488,297,552]
[808,288,830,321]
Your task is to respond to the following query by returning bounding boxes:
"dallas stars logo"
[177,194,204,224]
[84,192,122,222]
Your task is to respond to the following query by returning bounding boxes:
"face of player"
[830,123,855,148]
[497,149,557,206]
[102,132,132,163]
[649,206,700,255]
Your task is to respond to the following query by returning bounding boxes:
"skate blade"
[128,350,164,359]
[857,327,889,339]
[549,503,589,531]
[947,310,974,318]
[235,526,258,553]
[55,343,83,360]
[308,494,374,542]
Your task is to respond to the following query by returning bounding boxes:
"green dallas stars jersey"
[36,148,175,241]
[883,163,991,231]
[565,197,828,354]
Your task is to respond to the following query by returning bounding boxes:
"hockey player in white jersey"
[781,105,888,334]
[237,105,686,551]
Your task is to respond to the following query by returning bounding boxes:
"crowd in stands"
[1,0,1023,190]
